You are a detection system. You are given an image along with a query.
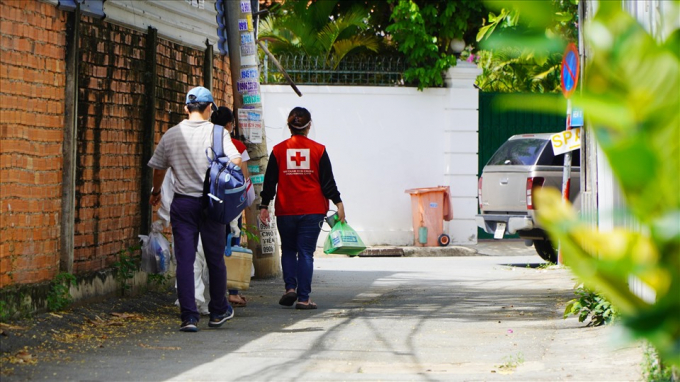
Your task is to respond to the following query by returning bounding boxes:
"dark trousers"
[171,194,228,322]
[276,214,324,302]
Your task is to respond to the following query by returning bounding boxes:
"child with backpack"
[211,106,251,307]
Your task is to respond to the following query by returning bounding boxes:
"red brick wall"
[212,54,234,110]
[152,42,233,136]
[71,17,148,274]
[151,41,233,231]
[155,39,206,135]
[0,0,67,287]
[73,20,236,273]
[0,1,235,290]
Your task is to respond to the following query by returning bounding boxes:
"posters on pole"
[240,44,256,56]
[239,0,251,13]
[243,93,261,105]
[240,32,254,45]
[250,174,264,184]
[238,19,249,32]
[258,219,277,255]
[240,49,258,66]
[241,68,258,79]
[238,108,263,143]
[237,79,259,94]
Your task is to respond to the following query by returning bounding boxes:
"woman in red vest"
[259,107,345,310]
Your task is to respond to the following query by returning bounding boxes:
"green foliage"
[0,291,32,321]
[259,0,379,69]
[386,0,486,89]
[643,344,678,382]
[527,1,680,367]
[496,352,524,371]
[46,273,77,312]
[0,300,9,321]
[564,285,619,327]
[114,245,140,296]
[146,273,170,291]
[327,0,395,41]
[476,0,578,92]
[475,49,564,92]
[241,224,260,244]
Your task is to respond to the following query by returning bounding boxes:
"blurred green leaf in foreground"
[533,1,680,367]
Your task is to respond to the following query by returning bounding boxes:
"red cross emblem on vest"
[291,151,306,166]
[286,149,310,170]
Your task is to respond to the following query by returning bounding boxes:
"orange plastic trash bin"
[405,186,453,247]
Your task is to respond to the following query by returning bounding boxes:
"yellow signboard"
[551,128,582,155]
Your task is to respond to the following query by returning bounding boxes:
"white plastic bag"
[157,169,175,227]
[245,178,256,207]
[139,221,171,274]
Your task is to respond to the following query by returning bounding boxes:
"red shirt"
[231,138,246,155]
[271,135,329,215]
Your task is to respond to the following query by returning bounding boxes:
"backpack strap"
[204,124,227,204]
[212,124,226,159]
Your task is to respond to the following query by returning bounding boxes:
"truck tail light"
[526,177,545,210]
[478,177,483,210]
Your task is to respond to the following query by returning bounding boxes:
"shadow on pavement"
[2,260,573,382]
[501,262,551,268]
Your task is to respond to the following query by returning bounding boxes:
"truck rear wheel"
[534,239,557,263]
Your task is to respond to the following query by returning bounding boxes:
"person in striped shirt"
[148,86,241,332]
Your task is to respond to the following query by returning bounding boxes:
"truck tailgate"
[480,167,528,213]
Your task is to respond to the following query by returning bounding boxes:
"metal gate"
[477,92,566,239]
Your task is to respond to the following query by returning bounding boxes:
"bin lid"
[405,186,450,195]
[231,245,253,254]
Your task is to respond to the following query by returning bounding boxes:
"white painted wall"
[260,63,481,246]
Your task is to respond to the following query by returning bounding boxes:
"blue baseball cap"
[185,86,214,104]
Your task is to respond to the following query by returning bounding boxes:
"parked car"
[476,133,580,263]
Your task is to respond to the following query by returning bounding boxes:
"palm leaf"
[330,35,379,68]
[305,0,339,31]
[318,7,371,57]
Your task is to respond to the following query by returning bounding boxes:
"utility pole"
[223,0,280,278]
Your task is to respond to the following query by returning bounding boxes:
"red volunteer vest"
[272,135,329,216]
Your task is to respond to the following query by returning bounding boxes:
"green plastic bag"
[323,221,366,256]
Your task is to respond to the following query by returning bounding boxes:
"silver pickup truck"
[476,133,580,263]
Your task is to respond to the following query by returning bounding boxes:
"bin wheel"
[438,234,450,247]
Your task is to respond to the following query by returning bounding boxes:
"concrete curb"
[358,246,479,257]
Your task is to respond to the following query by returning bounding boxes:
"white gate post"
[443,61,482,244]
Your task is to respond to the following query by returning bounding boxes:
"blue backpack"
[203,124,247,224]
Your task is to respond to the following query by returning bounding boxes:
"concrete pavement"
[2,242,643,381]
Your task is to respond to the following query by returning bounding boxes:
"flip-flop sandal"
[295,302,317,310]
[229,294,248,307]
[278,292,297,306]
[230,299,247,308]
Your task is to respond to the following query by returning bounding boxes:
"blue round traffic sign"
[561,43,580,98]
